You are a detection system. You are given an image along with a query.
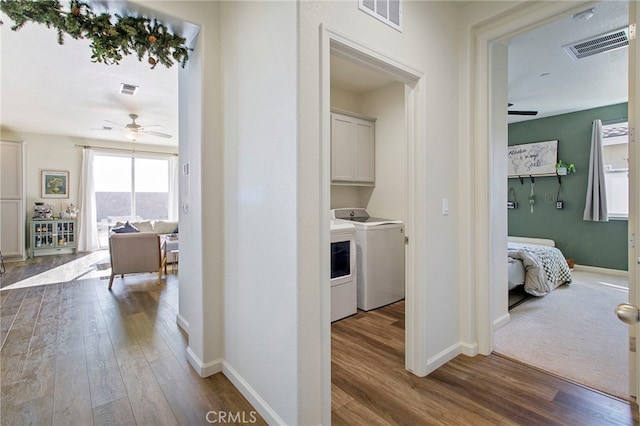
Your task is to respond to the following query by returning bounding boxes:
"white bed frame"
[508,236,555,247]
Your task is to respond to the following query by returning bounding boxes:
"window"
[94,153,170,245]
[602,122,629,219]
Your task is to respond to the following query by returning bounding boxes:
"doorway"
[321,28,426,382]
[472,0,638,403]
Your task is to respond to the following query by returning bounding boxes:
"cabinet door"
[331,114,355,182]
[353,119,375,183]
[1,141,24,199]
[1,200,25,258]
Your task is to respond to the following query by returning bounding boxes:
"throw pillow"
[111,221,140,233]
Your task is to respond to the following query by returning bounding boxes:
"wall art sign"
[508,140,558,177]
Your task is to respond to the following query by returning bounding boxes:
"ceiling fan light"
[125,130,143,141]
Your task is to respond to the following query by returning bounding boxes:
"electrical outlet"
[545,193,554,203]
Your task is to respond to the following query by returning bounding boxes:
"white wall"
[220,2,300,424]
[359,82,406,222]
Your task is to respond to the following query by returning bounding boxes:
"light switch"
[442,198,449,216]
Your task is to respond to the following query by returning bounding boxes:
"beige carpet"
[494,270,630,400]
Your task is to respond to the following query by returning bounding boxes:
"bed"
[508,236,572,296]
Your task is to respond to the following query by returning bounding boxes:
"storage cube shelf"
[30,219,77,257]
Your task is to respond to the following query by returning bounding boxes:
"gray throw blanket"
[508,245,572,296]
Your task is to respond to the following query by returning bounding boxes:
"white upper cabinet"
[331,110,375,185]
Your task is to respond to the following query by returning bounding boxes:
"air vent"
[119,83,139,96]
[563,27,629,60]
[359,0,402,32]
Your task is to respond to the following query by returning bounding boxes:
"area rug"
[494,270,629,400]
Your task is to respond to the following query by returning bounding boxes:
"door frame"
[320,26,426,382]
[472,0,639,399]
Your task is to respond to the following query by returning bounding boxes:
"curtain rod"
[75,144,178,156]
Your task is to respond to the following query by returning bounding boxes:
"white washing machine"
[330,220,357,321]
[331,208,405,311]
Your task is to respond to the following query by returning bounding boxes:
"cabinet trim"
[330,107,377,123]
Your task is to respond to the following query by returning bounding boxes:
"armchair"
[108,233,163,290]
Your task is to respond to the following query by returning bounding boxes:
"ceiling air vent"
[359,0,402,32]
[563,27,629,60]
[119,83,139,96]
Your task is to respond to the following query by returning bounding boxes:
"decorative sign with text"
[508,140,558,177]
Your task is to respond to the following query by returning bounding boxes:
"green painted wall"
[508,103,628,271]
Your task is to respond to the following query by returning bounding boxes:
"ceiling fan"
[508,103,538,116]
[95,114,172,140]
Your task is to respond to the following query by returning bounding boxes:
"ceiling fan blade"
[104,120,126,127]
[141,130,173,138]
[508,110,538,116]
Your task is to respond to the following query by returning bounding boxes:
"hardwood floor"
[0,255,265,426]
[3,254,639,425]
[331,302,639,426]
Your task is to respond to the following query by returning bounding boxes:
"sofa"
[112,220,178,235]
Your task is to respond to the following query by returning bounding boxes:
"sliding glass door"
[94,153,170,246]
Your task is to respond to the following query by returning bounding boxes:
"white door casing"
[627,0,639,400]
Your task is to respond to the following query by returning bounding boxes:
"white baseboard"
[493,313,510,331]
[186,347,223,377]
[425,342,462,374]
[574,264,628,277]
[458,341,479,357]
[176,313,189,334]
[223,361,286,426]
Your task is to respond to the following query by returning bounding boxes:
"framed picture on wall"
[41,170,69,198]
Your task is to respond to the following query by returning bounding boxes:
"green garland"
[0,0,191,68]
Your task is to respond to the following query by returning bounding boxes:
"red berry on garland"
[148,35,157,43]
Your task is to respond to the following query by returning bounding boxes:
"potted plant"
[556,160,576,175]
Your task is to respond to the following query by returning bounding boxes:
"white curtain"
[77,148,100,251]
[168,155,179,221]
[583,119,608,222]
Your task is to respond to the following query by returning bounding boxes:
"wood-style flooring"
[0,255,265,426]
[331,302,639,426]
[2,254,639,425]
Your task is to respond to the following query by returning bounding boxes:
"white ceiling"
[1,1,630,146]
[331,0,629,123]
[0,2,198,147]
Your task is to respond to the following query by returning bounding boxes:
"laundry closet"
[329,55,408,321]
